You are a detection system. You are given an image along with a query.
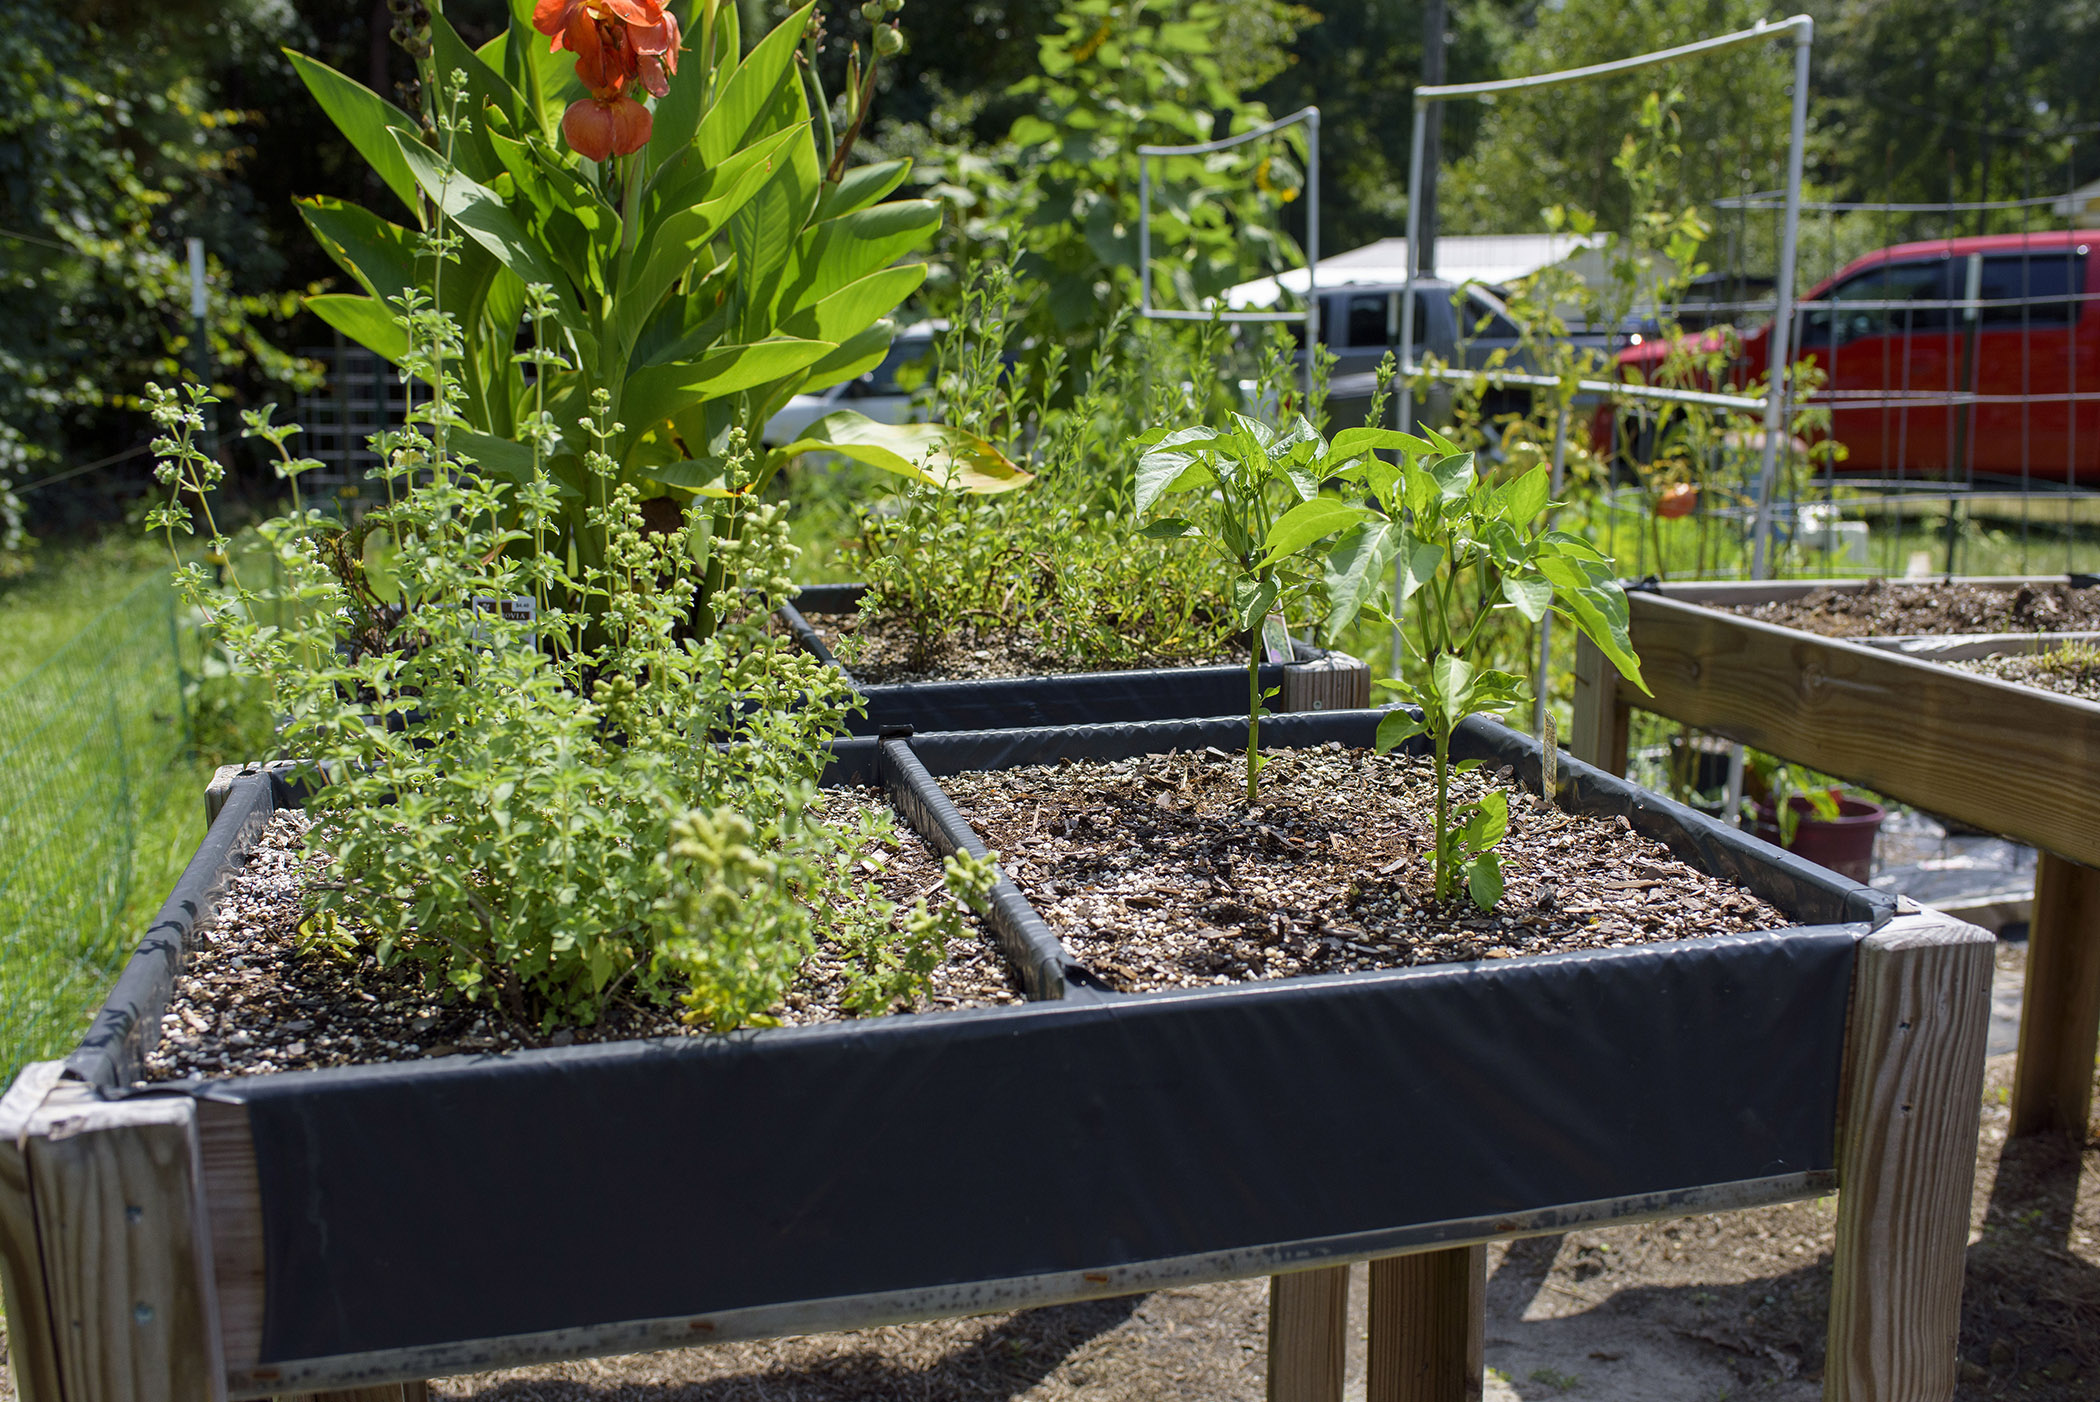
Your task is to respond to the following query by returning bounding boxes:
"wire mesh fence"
[0,576,198,1082]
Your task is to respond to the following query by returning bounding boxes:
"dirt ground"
[3,948,2095,1402]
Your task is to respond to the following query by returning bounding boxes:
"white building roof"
[1225,233,1608,308]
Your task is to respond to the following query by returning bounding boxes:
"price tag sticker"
[1260,611,1293,664]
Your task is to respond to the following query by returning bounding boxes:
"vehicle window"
[1462,290,1520,340]
[1346,294,1386,347]
[864,335,932,396]
[1977,251,2087,326]
[1800,258,1952,346]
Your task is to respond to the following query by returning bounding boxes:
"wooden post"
[1568,633,1629,778]
[1283,654,1372,713]
[2010,852,2100,1139]
[1366,1245,1485,1402]
[27,1086,227,1402]
[1266,1265,1350,1402]
[1826,910,1993,1402]
[0,1063,68,1402]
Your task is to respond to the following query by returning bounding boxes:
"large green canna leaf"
[430,12,519,181]
[770,414,1033,494]
[306,294,410,364]
[621,125,803,342]
[296,198,417,304]
[779,264,925,346]
[814,160,912,223]
[773,200,941,318]
[793,320,898,394]
[622,338,838,435]
[389,133,584,344]
[697,3,815,166]
[285,52,424,219]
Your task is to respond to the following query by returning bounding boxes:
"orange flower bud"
[562,95,653,161]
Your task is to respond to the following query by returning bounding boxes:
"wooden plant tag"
[1543,709,1559,798]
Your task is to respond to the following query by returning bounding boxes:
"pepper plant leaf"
[1262,497,1375,565]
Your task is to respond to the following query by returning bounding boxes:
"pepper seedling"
[1339,427,1650,909]
[1132,414,1414,804]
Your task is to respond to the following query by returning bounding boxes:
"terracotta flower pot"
[1753,795,1886,883]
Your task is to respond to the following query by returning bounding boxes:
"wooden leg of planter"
[12,1081,227,1402]
[1826,909,1993,1402]
[1366,1245,1485,1402]
[1266,1265,1350,1402]
[0,1063,68,1402]
[1568,634,1629,778]
[2009,852,2100,1140]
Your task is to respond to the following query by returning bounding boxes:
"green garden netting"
[0,577,199,1083]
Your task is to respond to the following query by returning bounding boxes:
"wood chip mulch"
[1732,578,2100,638]
[803,610,1238,685]
[939,743,1787,994]
[141,792,1018,1083]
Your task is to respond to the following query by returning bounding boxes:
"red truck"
[1603,230,2098,482]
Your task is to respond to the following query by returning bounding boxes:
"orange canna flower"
[535,0,681,157]
[562,93,653,161]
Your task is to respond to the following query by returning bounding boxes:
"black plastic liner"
[157,707,1879,1367]
[209,924,1853,1364]
[67,767,296,1092]
[782,582,1311,735]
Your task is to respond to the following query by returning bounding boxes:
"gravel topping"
[1733,579,2100,638]
[1950,645,2100,703]
[940,743,1786,993]
[805,610,1240,685]
[143,794,1019,1083]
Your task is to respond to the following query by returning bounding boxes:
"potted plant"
[1740,753,1885,885]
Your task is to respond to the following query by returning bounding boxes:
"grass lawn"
[0,536,214,1086]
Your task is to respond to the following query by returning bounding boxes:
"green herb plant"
[144,278,998,1033]
[1360,430,1650,909]
[844,261,1285,677]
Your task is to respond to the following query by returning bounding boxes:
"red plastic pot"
[1752,796,1886,883]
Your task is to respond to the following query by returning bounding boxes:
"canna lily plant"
[289,0,1029,630]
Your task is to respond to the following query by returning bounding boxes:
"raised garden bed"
[781,583,1369,734]
[0,711,1990,1402]
[1570,574,2100,1143]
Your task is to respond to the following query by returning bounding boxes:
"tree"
[1439,0,1799,239]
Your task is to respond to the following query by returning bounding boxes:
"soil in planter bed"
[804,610,1240,685]
[1731,578,2100,638]
[1951,644,2100,703]
[939,743,1786,993]
[140,793,1020,1082]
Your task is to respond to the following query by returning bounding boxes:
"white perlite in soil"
[143,796,1021,1083]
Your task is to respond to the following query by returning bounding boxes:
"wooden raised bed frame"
[1571,575,2100,1141]
[0,725,1992,1402]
